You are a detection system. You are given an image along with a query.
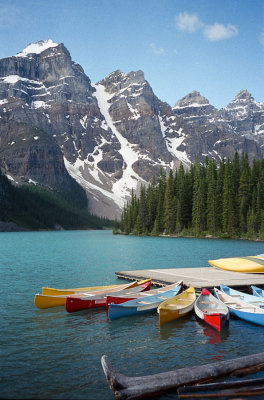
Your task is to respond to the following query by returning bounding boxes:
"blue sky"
[0,0,263,109]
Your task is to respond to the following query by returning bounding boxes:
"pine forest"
[118,153,264,240]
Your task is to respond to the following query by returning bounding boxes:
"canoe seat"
[199,301,211,304]
[137,301,151,304]
[158,296,168,300]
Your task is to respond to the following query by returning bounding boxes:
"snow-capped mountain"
[0,40,263,218]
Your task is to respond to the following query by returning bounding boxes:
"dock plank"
[116,267,264,290]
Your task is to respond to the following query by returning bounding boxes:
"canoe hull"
[158,303,194,325]
[106,296,136,307]
[214,288,264,327]
[204,313,228,332]
[108,304,146,320]
[108,283,182,321]
[195,289,229,332]
[65,281,151,313]
[106,282,182,308]
[35,281,141,309]
[158,287,196,326]
[229,307,264,326]
[65,297,105,312]
[34,294,66,309]
[208,256,264,273]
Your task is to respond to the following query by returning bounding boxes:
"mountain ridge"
[0,40,263,218]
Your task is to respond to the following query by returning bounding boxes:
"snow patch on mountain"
[16,39,58,57]
[92,83,144,203]
[64,157,126,208]
[174,102,209,109]
[158,115,190,166]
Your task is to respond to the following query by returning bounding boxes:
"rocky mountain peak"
[234,89,254,102]
[219,89,264,143]
[224,89,259,112]
[173,91,210,109]
[98,69,146,95]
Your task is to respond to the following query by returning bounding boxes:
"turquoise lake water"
[1,230,264,399]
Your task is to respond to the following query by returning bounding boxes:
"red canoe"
[65,281,151,313]
[194,288,229,332]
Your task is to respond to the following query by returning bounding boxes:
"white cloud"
[204,23,238,41]
[174,12,239,42]
[175,12,203,33]
[260,32,264,47]
[150,43,165,55]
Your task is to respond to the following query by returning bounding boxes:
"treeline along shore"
[118,153,264,240]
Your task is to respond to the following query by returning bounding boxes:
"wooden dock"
[116,267,264,291]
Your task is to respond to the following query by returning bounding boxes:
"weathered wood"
[115,267,264,291]
[178,387,264,398]
[101,352,264,400]
[230,362,264,376]
[177,377,264,398]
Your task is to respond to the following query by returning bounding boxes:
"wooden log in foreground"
[177,377,264,398]
[101,352,264,400]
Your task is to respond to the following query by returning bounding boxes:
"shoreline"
[116,231,264,243]
[159,233,264,242]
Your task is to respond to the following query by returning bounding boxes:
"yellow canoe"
[158,287,196,326]
[35,279,151,309]
[208,255,264,273]
[42,284,121,296]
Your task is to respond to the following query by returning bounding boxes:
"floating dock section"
[116,267,264,291]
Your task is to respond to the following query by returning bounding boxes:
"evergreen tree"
[176,164,192,231]
[192,159,207,235]
[239,167,251,233]
[231,152,241,232]
[112,218,119,234]
[215,158,225,231]
[206,159,218,234]
[135,185,148,235]
[255,162,264,232]
[146,177,157,233]
[152,169,166,235]
[119,154,264,240]
[164,169,175,234]
[222,159,236,235]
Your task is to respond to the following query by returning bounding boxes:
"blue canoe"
[219,284,264,308]
[214,288,264,326]
[108,283,182,321]
[251,285,264,297]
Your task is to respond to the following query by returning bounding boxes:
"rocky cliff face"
[0,40,263,218]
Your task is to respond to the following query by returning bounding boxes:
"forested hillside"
[119,153,264,239]
[0,171,112,231]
